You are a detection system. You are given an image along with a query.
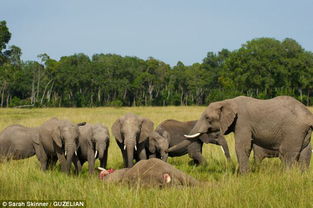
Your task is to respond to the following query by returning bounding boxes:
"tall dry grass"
[0,107,312,208]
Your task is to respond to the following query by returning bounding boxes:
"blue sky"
[1,0,312,65]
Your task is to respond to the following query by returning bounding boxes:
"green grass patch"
[0,107,313,208]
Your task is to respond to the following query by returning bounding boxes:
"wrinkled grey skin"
[0,125,39,160]
[102,158,199,187]
[34,118,86,174]
[112,113,154,168]
[76,124,110,174]
[186,96,313,174]
[148,120,230,165]
[253,144,312,167]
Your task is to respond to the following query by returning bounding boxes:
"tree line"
[1,20,313,107]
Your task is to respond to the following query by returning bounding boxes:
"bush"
[109,99,123,107]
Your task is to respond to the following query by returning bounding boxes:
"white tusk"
[75,151,77,156]
[94,150,98,158]
[184,133,201,138]
[220,146,225,154]
[64,151,67,156]
[98,167,106,171]
[124,145,126,150]
[135,145,137,151]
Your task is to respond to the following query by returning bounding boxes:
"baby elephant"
[148,119,230,165]
[76,124,110,173]
[253,143,312,168]
[0,125,39,160]
[100,158,199,187]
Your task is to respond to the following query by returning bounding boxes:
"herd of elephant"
[1,96,313,179]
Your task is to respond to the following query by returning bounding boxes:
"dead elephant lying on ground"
[99,158,199,187]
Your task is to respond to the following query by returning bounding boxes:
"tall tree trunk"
[98,87,101,103]
[31,75,36,104]
[1,82,5,107]
[40,79,53,105]
[6,93,9,108]
[36,67,41,103]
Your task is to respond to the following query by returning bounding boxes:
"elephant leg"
[137,146,147,161]
[281,151,300,169]
[117,142,128,167]
[216,135,231,160]
[56,152,68,173]
[299,130,312,170]
[234,129,252,174]
[34,144,48,171]
[48,155,58,170]
[280,135,303,169]
[252,144,266,165]
[73,156,82,175]
[298,144,311,170]
[149,153,156,159]
[121,149,128,168]
[187,141,206,165]
[100,148,109,169]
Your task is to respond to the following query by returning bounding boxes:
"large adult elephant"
[148,119,230,165]
[185,96,313,173]
[34,118,86,174]
[76,123,110,173]
[112,113,154,168]
[0,125,39,160]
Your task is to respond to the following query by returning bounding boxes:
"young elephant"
[253,143,312,168]
[0,125,39,160]
[76,124,110,174]
[34,118,86,174]
[148,120,230,165]
[112,113,154,168]
[101,158,199,187]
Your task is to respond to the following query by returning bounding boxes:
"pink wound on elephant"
[99,168,115,180]
[163,173,171,183]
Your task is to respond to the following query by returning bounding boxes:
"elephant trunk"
[96,143,106,160]
[126,140,135,168]
[166,139,192,153]
[160,150,168,161]
[64,144,76,173]
[185,119,207,138]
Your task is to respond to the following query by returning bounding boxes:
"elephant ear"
[162,130,171,141]
[33,130,40,145]
[52,127,63,148]
[220,102,237,135]
[111,119,122,143]
[139,118,154,143]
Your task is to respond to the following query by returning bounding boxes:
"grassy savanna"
[0,107,313,208]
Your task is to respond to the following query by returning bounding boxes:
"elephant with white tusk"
[148,119,230,165]
[75,123,110,174]
[185,96,313,173]
[112,113,154,168]
[34,117,86,174]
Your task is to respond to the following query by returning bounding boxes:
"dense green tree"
[1,20,313,107]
